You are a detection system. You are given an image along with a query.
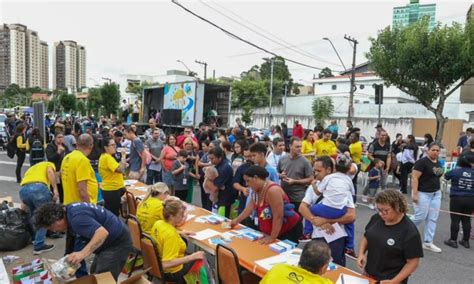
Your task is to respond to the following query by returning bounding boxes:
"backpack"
[30,138,45,163]
[6,136,17,159]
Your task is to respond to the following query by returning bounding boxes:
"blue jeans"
[411,190,441,243]
[19,183,52,250]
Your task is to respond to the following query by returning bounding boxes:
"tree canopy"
[100,82,121,116]
[367,18,473,142]
[312,96,334,126]
[319,67,334,78]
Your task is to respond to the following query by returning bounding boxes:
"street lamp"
[195,60,208,80]
[177,60,193,76]
[323,36,358,120]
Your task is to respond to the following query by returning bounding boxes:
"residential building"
[53,40,85,92]
[77,45,86,90]
[0,23,50,90]
[39,41,48,89]
[0,24,27,89]
[26,29,40,88]
[392,0,436,30]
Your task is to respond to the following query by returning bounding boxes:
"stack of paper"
[335,274,369,284]
[190,229,221,241]
[255,248,302,271]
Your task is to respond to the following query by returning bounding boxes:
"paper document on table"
[184,203,195,212]
[336,273,369,284]
[191,229,221,240]
[186,214,196,221]
[314,223,347,243]
[255,248,302,271]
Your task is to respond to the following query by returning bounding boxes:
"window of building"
[469,113,474,123]
[359,84,365,89]
[331,84,337,90]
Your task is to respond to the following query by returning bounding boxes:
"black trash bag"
[0,202,31,251]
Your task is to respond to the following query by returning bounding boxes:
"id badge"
[183,178,187,185]
[254,216,259,226]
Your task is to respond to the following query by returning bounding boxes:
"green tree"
[319,67,334,78]
[59,94,76,113]
[260,56,291,81]
[241,105,253,125]
[87,88,103,116]
[127,81,152,101]
[232,79,268,108]
[4,84,21,97]
[367,19,473,142]
[77,100,86,116]
[100,83,121,116]
[47,99,55,113]
[312,96,334,126]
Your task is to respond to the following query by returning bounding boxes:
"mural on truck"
[164,82,196,126]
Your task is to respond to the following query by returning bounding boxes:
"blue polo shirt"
[67,202,125,252]
[233,162,252,213]
[214,158,236,207]
[445,167,474,197]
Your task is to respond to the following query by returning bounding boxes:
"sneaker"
[345,248,358,259]
[362,196,368,203]
[298,234,311,244]
[422,242,442,253]
[459,240,470,249]
[444,239,458,248]
[368,204,375,210]
[33,244,55,255]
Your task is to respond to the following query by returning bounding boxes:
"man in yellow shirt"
[19,161,58,254]
[61,134,98,205]
[261,240,334,284]
[315,130,337,157]
[349,132,363,166]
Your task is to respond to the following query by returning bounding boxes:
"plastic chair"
[124,191,138,217]
[140,233,175,283]
[126,215,142,277]
[216,244,260,284]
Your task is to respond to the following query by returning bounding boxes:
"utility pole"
[344,34,358,120]
[268,58,274,129]
[195,60,207,81]
[283,81,289,124]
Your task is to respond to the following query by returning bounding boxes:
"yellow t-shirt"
[99,153,124,191]
[61,150,98,205]
[260,264,333,284]
[301,140,316,161]
[137,198,164,235]
[20,161,56,187]
[315,139,337,157]
[349,141,363,165]
[151,220,186,274]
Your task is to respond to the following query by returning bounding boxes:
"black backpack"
[30,138,45,163]
[6,136,17,159]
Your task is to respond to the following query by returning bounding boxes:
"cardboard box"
[67,269,151,284]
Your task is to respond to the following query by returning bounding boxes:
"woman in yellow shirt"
[301,130,316,163]
[151,199,204,282]
[14,123,27,183]
[136,182,170,235]
[99,136,128,215]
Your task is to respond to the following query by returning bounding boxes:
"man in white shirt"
[266,137,287,169]
[298,156,356,267]
[120,100,129,122]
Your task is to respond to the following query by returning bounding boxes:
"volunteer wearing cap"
[34,202,132,280]
[136,182,170,235]
[19,161,59,254]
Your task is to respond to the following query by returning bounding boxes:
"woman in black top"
[358,190,423,283]
[46,132,66,203]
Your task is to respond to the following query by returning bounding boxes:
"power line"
[171,0,343,72]
[198,0,342,67]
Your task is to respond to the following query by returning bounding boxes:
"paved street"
[0,152,472,283]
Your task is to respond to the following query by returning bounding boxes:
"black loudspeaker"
[162,109,182,125]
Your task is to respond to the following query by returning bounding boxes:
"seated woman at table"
[151,199,205,283]
[136,182,170,235]
[357,190,423,284]
[261,240,333,284]
[229,165,302,244]
[99,136,128,216]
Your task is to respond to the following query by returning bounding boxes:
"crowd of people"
[4,110,474,283]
